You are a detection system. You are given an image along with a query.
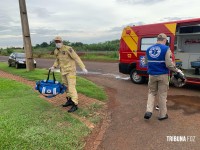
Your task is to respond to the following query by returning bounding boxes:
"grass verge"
[76,103,103,124]
[81,52,118,61]
[0,61,108,149]
[0,62,107,101]
[0,78,90,150]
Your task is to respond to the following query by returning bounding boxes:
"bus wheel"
[130,69,145,84]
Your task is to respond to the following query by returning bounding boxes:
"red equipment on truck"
[119,18,200,86]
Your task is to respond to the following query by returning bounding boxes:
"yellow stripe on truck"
[164,23,177,35]
[122,26,138,57]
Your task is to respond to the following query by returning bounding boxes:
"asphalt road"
[1,56,200,149]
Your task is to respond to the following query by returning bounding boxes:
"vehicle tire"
[15,63,19,69]
[8,62,11,67]
[130,69,145,84]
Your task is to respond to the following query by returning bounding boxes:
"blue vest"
[146,44,169,75]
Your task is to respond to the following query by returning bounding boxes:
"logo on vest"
[140,56,147,68]
[149,46,161,58]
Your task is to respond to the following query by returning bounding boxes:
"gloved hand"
[177,69,184,76]
[49,66,55,71]
[82,68,88,74]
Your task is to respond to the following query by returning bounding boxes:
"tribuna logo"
[166,136,196,142]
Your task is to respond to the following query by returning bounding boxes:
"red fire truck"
[119,18,200,85]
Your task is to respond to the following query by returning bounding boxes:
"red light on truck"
[126,30,131,34]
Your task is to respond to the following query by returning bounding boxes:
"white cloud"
[0,0,200,47]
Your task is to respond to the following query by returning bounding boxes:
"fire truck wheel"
[130,69,145,84]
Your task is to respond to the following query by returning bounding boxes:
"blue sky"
[0,0,199,47]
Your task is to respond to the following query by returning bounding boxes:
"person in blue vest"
[144,33,184,120]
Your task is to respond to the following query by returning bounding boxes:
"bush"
[0,48,13,56]
[6,48,13,55]
[108,51,119,58]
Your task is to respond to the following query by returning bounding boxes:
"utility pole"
[19,0,34,71]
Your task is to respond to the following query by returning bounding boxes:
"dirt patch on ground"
[83,87,117,150]
[168,95,200,115]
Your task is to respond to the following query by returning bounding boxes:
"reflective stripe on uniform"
[148,60,165,63]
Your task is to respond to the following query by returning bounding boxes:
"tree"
[63,40,70,46]
[40,42,49,47]
[35,44,40,48]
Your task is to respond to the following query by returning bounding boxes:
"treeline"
[0,39,120,58]
[0,47,16,56]
[34,39,120,51]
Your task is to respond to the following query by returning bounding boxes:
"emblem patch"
[140,56,147,68]
[149,46,161,58]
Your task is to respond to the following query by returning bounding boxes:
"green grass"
[33,52,118,61]
[0,61,107,149]
[76,77,106,101]
[0,49,118,61]
[0,62,107,101]
[0,78,90,150]
[76,103,103,124]
[81,52,118,61]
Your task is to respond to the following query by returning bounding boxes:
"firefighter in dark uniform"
[144,33,184,120]
[50,36,88,112]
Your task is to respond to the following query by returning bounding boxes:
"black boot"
[68,104,78,113]
[144,112,152,119]
[62,97,73,107]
